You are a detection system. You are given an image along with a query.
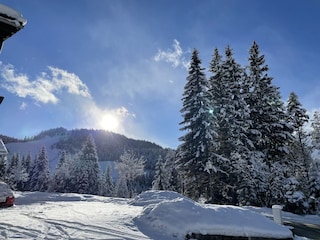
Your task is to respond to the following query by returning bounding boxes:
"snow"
[132,191,293,239]
[1,190,319,239]
[6,136,61,171]
[0,4,27,27]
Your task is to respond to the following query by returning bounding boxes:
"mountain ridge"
[2,127,172,175]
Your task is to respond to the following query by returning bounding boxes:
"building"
[0,138,8,161]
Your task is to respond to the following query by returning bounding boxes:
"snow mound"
[133,191,293,239]
[130,190,186,206]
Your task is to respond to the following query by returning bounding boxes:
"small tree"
[152,155,168,190]
[115,176,129,198]
[100,165,114,197]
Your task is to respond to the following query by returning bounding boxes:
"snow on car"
[0,181,15,207]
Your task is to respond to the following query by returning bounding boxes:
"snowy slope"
[6,136,61,171]
[0,190,308,240]
[5,136,116,175]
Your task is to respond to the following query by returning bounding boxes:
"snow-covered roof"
[0,4,27,27]
[0,139,8,155]
[0,4,27,50]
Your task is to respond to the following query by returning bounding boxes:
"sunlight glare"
[100,114,119,131]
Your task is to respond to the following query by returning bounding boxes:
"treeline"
[172,41,320,214]
[0,135,162,198]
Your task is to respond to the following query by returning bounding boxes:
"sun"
[100,114,119,131]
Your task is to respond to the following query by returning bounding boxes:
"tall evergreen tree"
[245,41,293,206]
[163,149,180,191]
[70,135,101,195]
[207,46,252,204]
[29,146,50,192]
[246,41,292,166]
[8,154,28,191]
[7,154,19,189]
[286,92,311,193]
[51,151,72,193]
[22,152,33,191]
[311,111,320,151]
[176,48,216,201]
[0,152,7,181]
[308,160,320,213]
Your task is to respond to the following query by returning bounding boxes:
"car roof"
[0,181,14,197]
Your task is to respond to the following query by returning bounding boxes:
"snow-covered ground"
[0,190,318,240]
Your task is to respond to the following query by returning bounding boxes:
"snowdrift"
[132,191,293,239]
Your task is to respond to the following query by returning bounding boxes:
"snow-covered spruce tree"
[0,152,7,181]
[216,46,252,204]
[246,41,292,166]
[7,154,18,189]
[308,160,320,214]
[283,176,308,214]
[70,135,101,195]
[176,49,216,201]
[29,146,50,192]
[115,150,145,198]
[233,151,268,206]
[100,165,115,197]
[8,154,28,191]
[309,112,320,213]
[286,92,311,194]
[50,151,72,193]
[245,41,293,206]
[311,111,320,151]
[152,155,170,190]
[152,149,179,192]
[115,176,129,198]
[163,149,180,192]
[22,152,33,191]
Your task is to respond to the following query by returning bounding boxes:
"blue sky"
[0,0,320,148]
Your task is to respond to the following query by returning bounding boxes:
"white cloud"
[154,39,189,69]
[19,101,27,110]
[116,106,136,118]
[0,62,91,104]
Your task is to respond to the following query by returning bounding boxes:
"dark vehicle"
[0,181,15,207]
[0,3,27,50]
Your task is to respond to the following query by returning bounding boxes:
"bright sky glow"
[0,0,320,148]
[100,114,119,132]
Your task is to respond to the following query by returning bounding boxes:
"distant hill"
[3,128,172,175]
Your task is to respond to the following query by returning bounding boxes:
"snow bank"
[133,190,293,239]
